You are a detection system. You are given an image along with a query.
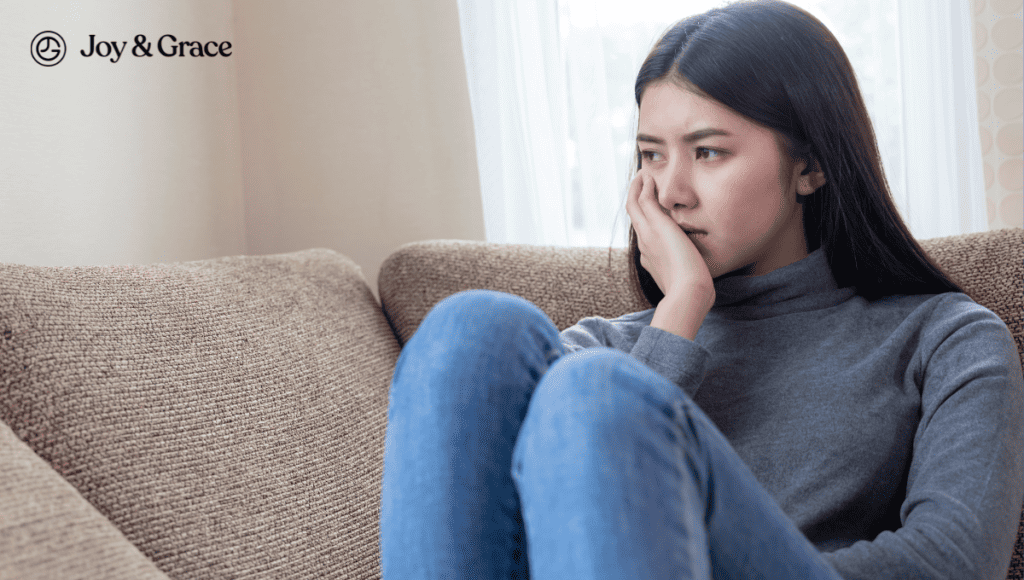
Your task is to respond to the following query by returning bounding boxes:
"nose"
[656,158,698,213]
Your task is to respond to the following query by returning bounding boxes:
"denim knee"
[535,348,688,428]
[510,350,715,578]
[513,348,697,472]
[412,290,559,352]
[392,290,565,408]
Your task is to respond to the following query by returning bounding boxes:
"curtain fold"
[896,0,988,238]
[457,0,572,245]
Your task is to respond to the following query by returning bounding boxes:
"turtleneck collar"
[709,248,857,320]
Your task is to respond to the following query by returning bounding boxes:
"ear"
[796,159,827,195]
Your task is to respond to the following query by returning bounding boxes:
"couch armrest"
[0,248,399,579]
[0,420,171,580]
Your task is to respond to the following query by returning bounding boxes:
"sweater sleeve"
[560,313,711,397]
[823,295,1024,580]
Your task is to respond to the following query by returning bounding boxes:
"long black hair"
[628,0,964,305]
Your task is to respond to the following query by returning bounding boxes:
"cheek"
[741,159,786,210]
[706,165,784,231]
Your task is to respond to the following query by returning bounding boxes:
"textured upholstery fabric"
[378,227,1024,579]
[0,420,172,580]
[378,240,650,343]
[0,249,399,579]
[920,228,1024,362]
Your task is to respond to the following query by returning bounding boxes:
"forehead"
[638,81,761,136]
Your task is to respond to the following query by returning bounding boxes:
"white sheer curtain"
[456,0,987,246]
[896,0,988,238]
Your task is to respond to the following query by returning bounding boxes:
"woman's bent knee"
[541,349,685,410]
[512,349,701,508]
[414,290,559,348]
[392,290,565,409]
[521,348,694,452]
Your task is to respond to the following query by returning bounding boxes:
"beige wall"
[1,0,484,297]
[972,0,1023,228]
[0,0,246,266]
[233,0,484,296]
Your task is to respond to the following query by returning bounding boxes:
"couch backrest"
[379,240,650,343]
[0,249,400,579]
[379,228,1023,359]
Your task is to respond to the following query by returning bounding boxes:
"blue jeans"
[380,290,842,579]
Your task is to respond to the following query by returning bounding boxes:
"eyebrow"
[636,128,732,144]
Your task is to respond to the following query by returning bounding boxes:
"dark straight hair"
[627,0,965,306]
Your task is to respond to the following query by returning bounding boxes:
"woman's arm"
[823,296,1023,580]
[560,312,711,399]
[557,171,717,396]
[625,171,716,341]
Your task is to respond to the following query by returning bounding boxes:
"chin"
[707,251,756,280]
[713,263,756,280]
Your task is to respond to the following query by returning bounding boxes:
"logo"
[31,31,66,66]
[79,35,233,62]
[31,31,232,65]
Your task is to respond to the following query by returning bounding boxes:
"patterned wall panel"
[973,0,1024,229]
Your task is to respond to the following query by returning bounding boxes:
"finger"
[636,231,649,254]
[635,175,662,221]
[637,174,664,217]
[625,173,646,218]
[626,173,650,231]
[639,175,671,241]
[630,174,650,222]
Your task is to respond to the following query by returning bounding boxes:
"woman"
[379,1,1023,578]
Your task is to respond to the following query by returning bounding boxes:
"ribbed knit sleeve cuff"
[630,326,710,397]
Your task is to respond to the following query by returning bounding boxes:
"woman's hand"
[625,171,715,341]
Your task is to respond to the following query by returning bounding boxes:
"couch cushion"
[0,420,172,580]
[0,249,400,579]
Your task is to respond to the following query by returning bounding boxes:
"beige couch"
[1,228,1021,579]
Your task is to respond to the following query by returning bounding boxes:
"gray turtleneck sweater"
[559,248,1023,580]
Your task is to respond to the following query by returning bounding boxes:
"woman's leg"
[380,290,565,580]
[512,347,843,580]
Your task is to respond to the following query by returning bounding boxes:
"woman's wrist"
[649,288,714,341]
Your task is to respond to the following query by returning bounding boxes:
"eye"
[695,147,721,160]
[640,150,663,163]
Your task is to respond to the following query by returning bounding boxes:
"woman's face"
[636,80,822,279]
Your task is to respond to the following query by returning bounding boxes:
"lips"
[679,222,705,232]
